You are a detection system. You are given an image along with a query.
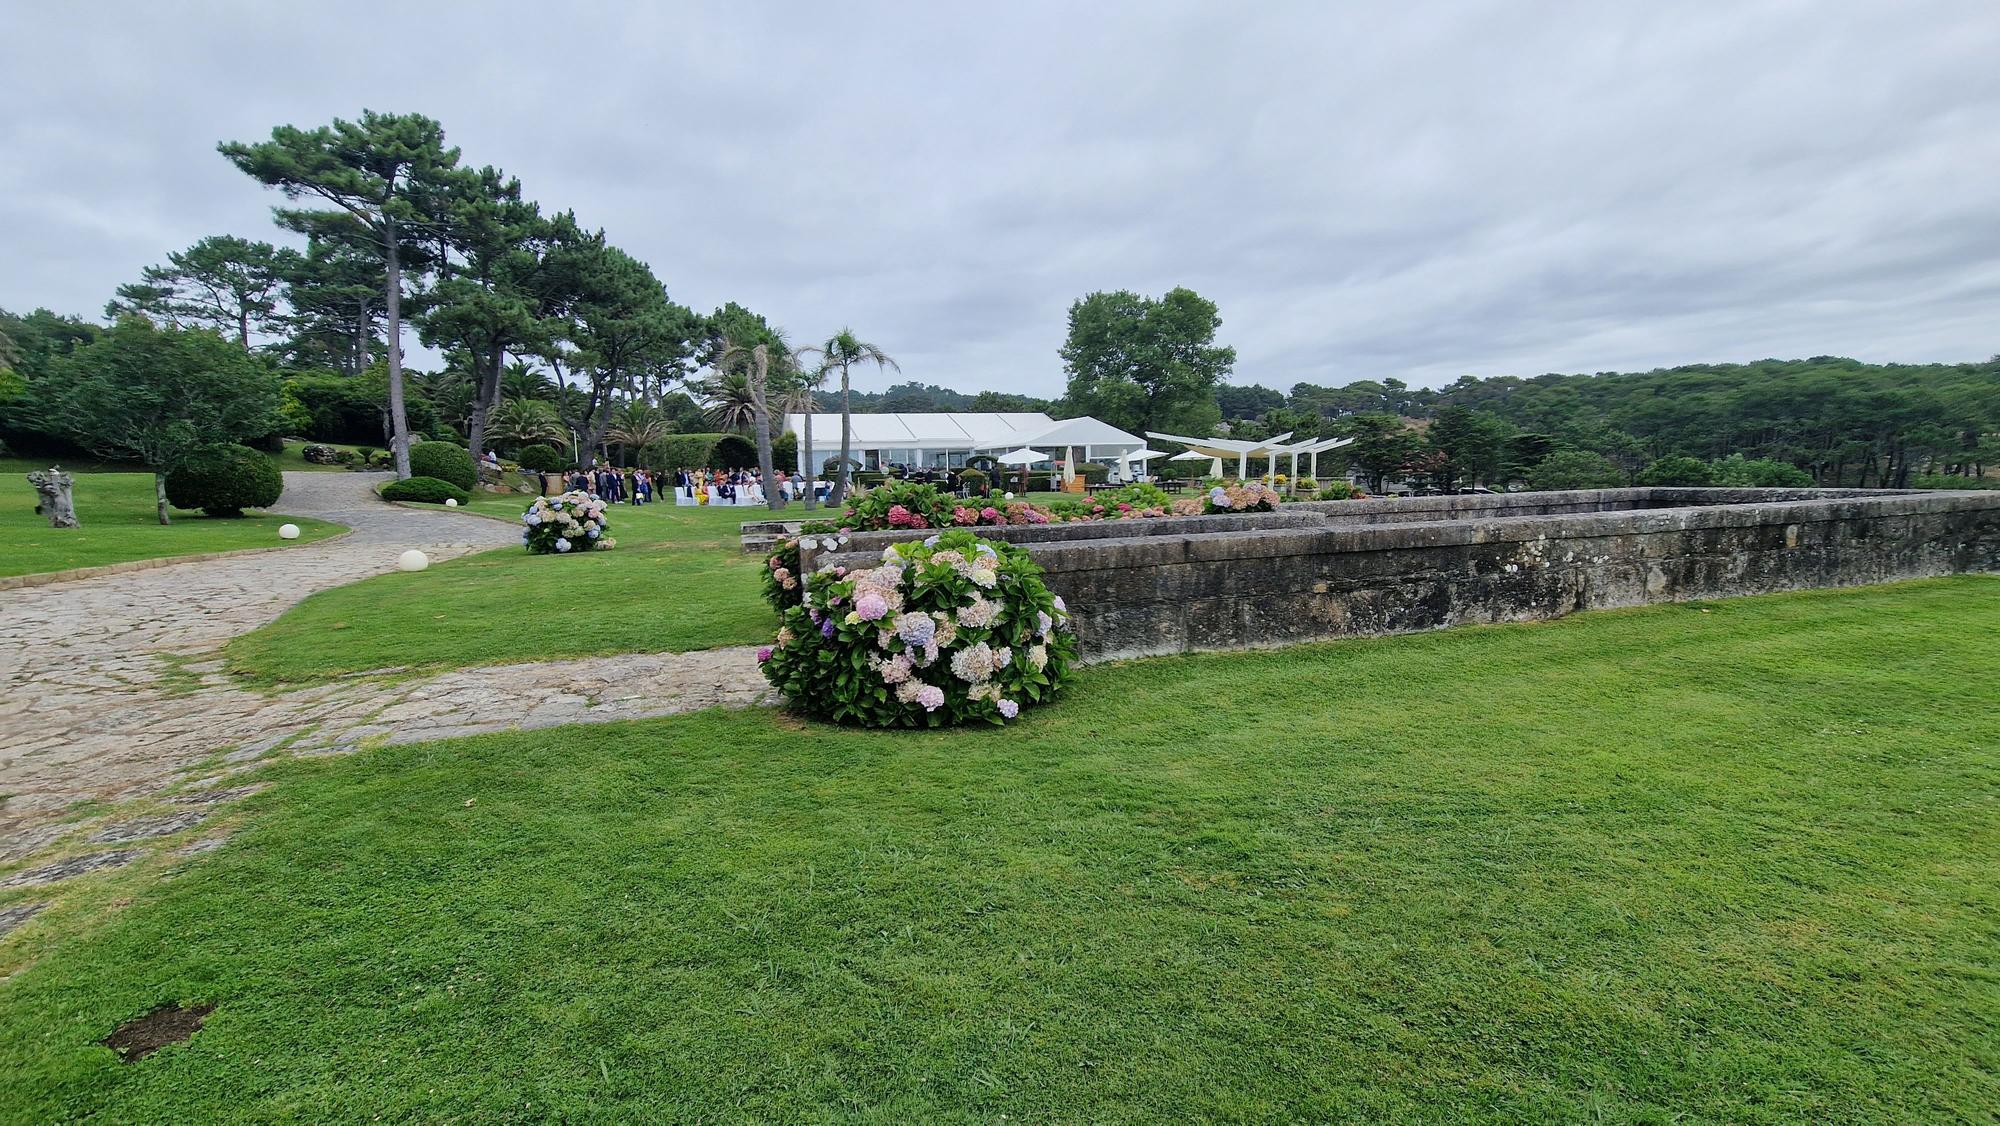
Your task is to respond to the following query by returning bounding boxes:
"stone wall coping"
[1014,489,1998,573]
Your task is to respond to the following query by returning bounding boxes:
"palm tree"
[486,398,568,455]
[781,361,827,510]
[798,329,897,506]
[500,361,555,403]
[700,368,758,433]
[714,332,794,510]
[605,402,669,465]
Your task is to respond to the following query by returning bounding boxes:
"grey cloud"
[3,0,1996,398]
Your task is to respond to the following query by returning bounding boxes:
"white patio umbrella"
[1171,449,1225,476]
[997,447,1049,465]
[1117,447,1167,481]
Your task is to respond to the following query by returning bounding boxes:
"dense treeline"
[1212,358,1999,489]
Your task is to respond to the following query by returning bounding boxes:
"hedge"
[381,476,470,504]
[165,443,283,517]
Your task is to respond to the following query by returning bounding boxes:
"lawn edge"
[0,524,354,590]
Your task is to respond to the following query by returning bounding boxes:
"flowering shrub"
[1317,480,1368,500]
[1204,481,1281,513]
[521,490,617,553]
[760,530,1077,727]
[840,479,957,531]
[763,520,846,610]
[948,500,1051,527]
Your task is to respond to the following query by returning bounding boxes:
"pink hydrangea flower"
[916,684,945,712]
[756,646,773,663]
[856,590,889,621]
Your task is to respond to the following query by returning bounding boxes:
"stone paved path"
[0,472,770,868]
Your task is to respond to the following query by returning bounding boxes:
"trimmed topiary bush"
[959,468,989,494]
[409,440,477,490]
[713,434,756,469]
[380,476,470,504]
[760,530,1078,728]
[515,443,565,472]
[1075,462,1109,484]
[165,443,283,517]
[521,490,615,553]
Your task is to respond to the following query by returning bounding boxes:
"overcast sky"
[5,1,1997,396]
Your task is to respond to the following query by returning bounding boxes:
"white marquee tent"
[785,411,1146,481]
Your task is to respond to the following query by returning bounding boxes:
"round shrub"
[959,468,989,493]
[1708,454,1813,488]
[165,443,283,517]
[380,476,470,504]
[760,530,1078,728]
[1075,462,1109,484]
[1637,456,1716,487]
[409,440,476,490]
[515,443,565,472]
[521,490,615,554]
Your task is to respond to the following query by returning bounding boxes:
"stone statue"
[28,467,79,528]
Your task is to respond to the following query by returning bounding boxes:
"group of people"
[561,465,658,504]
[670,468,835,506]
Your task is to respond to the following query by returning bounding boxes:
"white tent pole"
[1291,450,1299,493]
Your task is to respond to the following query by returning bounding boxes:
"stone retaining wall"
[815,488,2000,661]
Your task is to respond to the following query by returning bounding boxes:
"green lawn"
[6,577,1996,1121]
[224,496,775,683]
[0,459,344,579]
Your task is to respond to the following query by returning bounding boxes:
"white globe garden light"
[277,523,300,540]
[445,497,458,507]
[397,549,430,572]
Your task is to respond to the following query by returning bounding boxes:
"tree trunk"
[154,472,171,526]
[383,225,413,480]
[751,347,782,510]
[829,363,853,506]
[238,307,251,350]
[27,469,80,528]
[467,343,505,474]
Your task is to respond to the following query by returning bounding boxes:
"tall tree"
[45,319,281,523]
[106,235,292,349]
[1059,287,1233,436]
[798,329,897,506]
[705,302,793,510]
[421,174,566,467]
[540,233,699,460]
[1336,412,1418,493]
[220,111,464,478]
[271,215,386,374]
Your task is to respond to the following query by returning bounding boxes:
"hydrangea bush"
[760,530,1077,727]
[522,490,617,554]
[763,520,846,610]
[1204,481,1282,513]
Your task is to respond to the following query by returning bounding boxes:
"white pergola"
[1149,431,1356,491]
[1284,436,1357,488]
[1146,431,1295,481]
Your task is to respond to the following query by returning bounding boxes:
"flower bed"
[522,491,617,554]
[760,530,1078,727]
